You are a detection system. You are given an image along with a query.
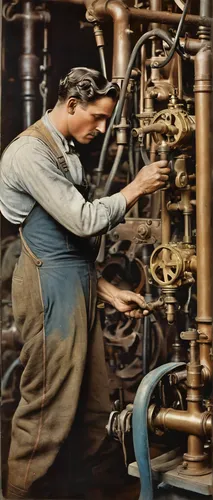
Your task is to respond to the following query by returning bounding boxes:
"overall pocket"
[12,244,44,346]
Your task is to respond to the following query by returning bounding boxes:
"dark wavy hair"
[58,67,119,105]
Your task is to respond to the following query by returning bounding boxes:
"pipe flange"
[148,404,164,436]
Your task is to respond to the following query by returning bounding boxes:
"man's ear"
[67,97,78,115]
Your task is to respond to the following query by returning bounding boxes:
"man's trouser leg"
[6,243,111,499]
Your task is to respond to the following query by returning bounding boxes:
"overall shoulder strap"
[18,119,71,178]
[3,119,90,199]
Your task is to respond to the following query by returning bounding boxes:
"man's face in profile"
[68,96,115,144]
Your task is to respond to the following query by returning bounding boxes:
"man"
[0,67,170,499]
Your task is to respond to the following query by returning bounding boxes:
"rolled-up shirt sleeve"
[9,139,127,237]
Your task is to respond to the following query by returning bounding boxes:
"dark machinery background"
[1,1,213,499]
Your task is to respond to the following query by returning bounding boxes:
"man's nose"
[96,120,106,134]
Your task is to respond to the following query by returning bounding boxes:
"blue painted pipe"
[132,362,185,500]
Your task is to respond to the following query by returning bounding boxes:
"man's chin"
[77,136,93,144]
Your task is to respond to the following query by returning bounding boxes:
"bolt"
[182,461,188,469]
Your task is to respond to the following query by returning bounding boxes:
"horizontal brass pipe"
[129,8,211,27]
[150,407,212,437]
[179,37,209,55]
[132,123,178,136]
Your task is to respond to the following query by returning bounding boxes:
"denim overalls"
[7,121,111,499]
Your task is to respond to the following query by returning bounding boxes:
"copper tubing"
[86,0,130,80]
[105,1,130,80]
[150,407,212,437]
[129,8,211,28]
[48,0,211,27]
[194,47,212,379]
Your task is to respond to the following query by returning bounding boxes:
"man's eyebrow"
[92,113,109,118]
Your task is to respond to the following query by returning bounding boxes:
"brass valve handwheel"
[151,109,194,148]
[150,245,183,286]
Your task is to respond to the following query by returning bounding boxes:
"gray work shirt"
[0,111,126,237]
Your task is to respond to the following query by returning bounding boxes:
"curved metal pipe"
[106,1,130,80]
[98,46,107,78]
[103,144,124,196]
[86,0,131,81]
[115,29,178,127]
[132,362,185,500]
[152,0,190,69]
[95,101,119,185]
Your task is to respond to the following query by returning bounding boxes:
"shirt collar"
[43,110,75,154]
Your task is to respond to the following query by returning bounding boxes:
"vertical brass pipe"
[86,0,130,144]
[150,0,162,27]
[178,55,183,100]
[211,5,213,475]
[161,191,170,244]
[183,434,207,474]
[150,142,161,219]
[150,0,162,56]
[198,0,211,40]
[19,0,40,128]
[140,45,146,115]
[200,0,211,18]
[158,143,171,244]
[194,47,212,379]
[0,0,2,152]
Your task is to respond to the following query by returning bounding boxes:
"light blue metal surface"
[132,362,185,500]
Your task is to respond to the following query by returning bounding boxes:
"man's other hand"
[111,290,149,318]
